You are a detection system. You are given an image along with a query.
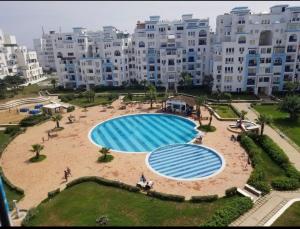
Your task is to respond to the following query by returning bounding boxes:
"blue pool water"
[89,113,198,153]
[147,144,224,180]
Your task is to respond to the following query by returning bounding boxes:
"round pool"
[146,144,225,181]
[89,113,198,153]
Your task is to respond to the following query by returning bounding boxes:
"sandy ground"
[0,98,251,210]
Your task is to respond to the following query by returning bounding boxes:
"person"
[66,167,72,177]
[140,173,146,183]
[199,136,203,144]
[64,170,68,182]
[42,137,45,143]
[47,131,51,140]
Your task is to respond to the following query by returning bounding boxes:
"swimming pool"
[146,144,224,181]
[89,113,198,153]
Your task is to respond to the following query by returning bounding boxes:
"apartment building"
[0,29,44,84]
[213,5,300,95]
[33,30,56,72]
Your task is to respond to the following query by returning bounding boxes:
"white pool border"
[88,112,200,154]
[145,143,226,182]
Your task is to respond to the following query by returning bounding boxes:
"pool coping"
[88,112,201,154]
[144,143,226,182]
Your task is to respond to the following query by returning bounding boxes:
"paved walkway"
[230,103,300,226]
[231,103,300,170]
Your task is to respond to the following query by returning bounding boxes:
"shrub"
[271,177,300,191]
[59,93,75,102]
[20,114,50,127]
[284,164,300,180]
[21,207,39,227]
[66,176,140,193]
[48,188,60,199]
[146,190,185,202]
[98,154,114,163]
[67,106,75,112]
[197,125,216,132]
[202,197,253,227]
[225,187,237,197]
[4,126,21,136]
[190,195,218,203]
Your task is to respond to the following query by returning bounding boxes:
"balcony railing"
[286,59,295,63]
[287,49,297,53]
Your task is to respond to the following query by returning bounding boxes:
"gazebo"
[42,103,69,115]
[163,95,196,114]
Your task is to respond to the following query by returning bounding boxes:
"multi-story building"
[33,30,56,72]
[213,5,300,95]
[0,29,44,84]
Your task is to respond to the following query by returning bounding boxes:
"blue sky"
[0,1,298,49]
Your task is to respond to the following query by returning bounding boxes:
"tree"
[52,114,62,128]
[127,92,133,101]
[84,90,95,103]
[196,96,207,126]
[99,147,110,160]
[240,110,248,120]
[202,75,214,93]
[279,95,300,120]
[51,79,57,89]
[256,114,272,135]
[180,72,193,90]
[284,82,299,95]
[223,93,232,101]
[4,75,25,91]
[0,79,7,99]
[30,144,44,159]
[148,84,157,109]
[208,109,214,127]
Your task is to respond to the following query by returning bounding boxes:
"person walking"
[64,170,68,182]
[66,167,72,177]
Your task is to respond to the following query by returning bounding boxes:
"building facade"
[0,29,44,83]
[37,4,300,95]
[213,5,300,95]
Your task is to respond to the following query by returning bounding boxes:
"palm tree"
[148,84,157,109]
[196,96,207,126]
[256,114,272,135]
[208,109,214,127]
[240,110,248,121]
[30,144,44,159]
[99,147,110,160]
[52,114,62,128]
[51,79,57,89]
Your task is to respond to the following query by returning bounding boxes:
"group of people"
[137,173,154,190]
[64,167,72,182]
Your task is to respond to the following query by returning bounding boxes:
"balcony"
[248,72,256,76]
[287,48,296,53]
[248,62,257,67]
[286,59,295,63]
[247,79,255,85]
[273,62,282,66]
[285,68,294,72]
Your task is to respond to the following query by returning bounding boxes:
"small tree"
[51,79,57,89]
[30,144,44,159]
[279,95,300,120]
[196,96,207,127]
[99,147,110,160]
[202,75,214,93]
[223,93,232,101]
[284,82,299,95]
[240,110,248,120]
[52,114,62,128]
[256,114,272,135]
[148,84,157,109]
[180,72,193,91]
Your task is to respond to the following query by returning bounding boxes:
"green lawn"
[272,201,300,226]
[0,131,10,155]
[253,104,300,147]
[210,104,239,119]
[24,181,240,226]
[123,93,166,103]
[67,95,118,107]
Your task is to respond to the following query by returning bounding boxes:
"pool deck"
[0,98,251,210]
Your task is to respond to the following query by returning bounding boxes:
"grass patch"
[60,94,118,108]
[210,104,239,119]
[253,104,300,147]
[0,131,10,154]
[22,181,243,226]
[198,125,216,132]
[272,201,300,226]
[123,93,166,103]
[97,155,114,163]
[29,155,47,163]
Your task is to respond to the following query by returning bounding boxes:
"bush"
[20,114,50,127]
[66,176,140,193]
[284,164,300,180]
[58,93,75,102]
[67,106,75,112]
[48,188,60,199]
[98,155,114,163]
[146,190,185,202]
[21,207,39,227]
[225,187,237,197]
[202,197,253,227]
[4,126,21,136]
[271,177,300,191]
[190,195,218,203]
[197,125,216,132]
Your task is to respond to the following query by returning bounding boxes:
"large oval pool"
[89,113,198,153]
[146,144,225,180]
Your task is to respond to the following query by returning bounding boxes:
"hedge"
[146,190,185,202]
[225,187,237,197]
[66,176,140,193]
[21,207,39,227]
[202,197,253,227]
[20,114,50,127]
[239,134,271,194]
[4,126,21,136]
[48,188,60,199]
[271,177,300,191]
[190,195,218,203]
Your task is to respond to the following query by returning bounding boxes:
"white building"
[33,30,56,72]
[212,5,300,95]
